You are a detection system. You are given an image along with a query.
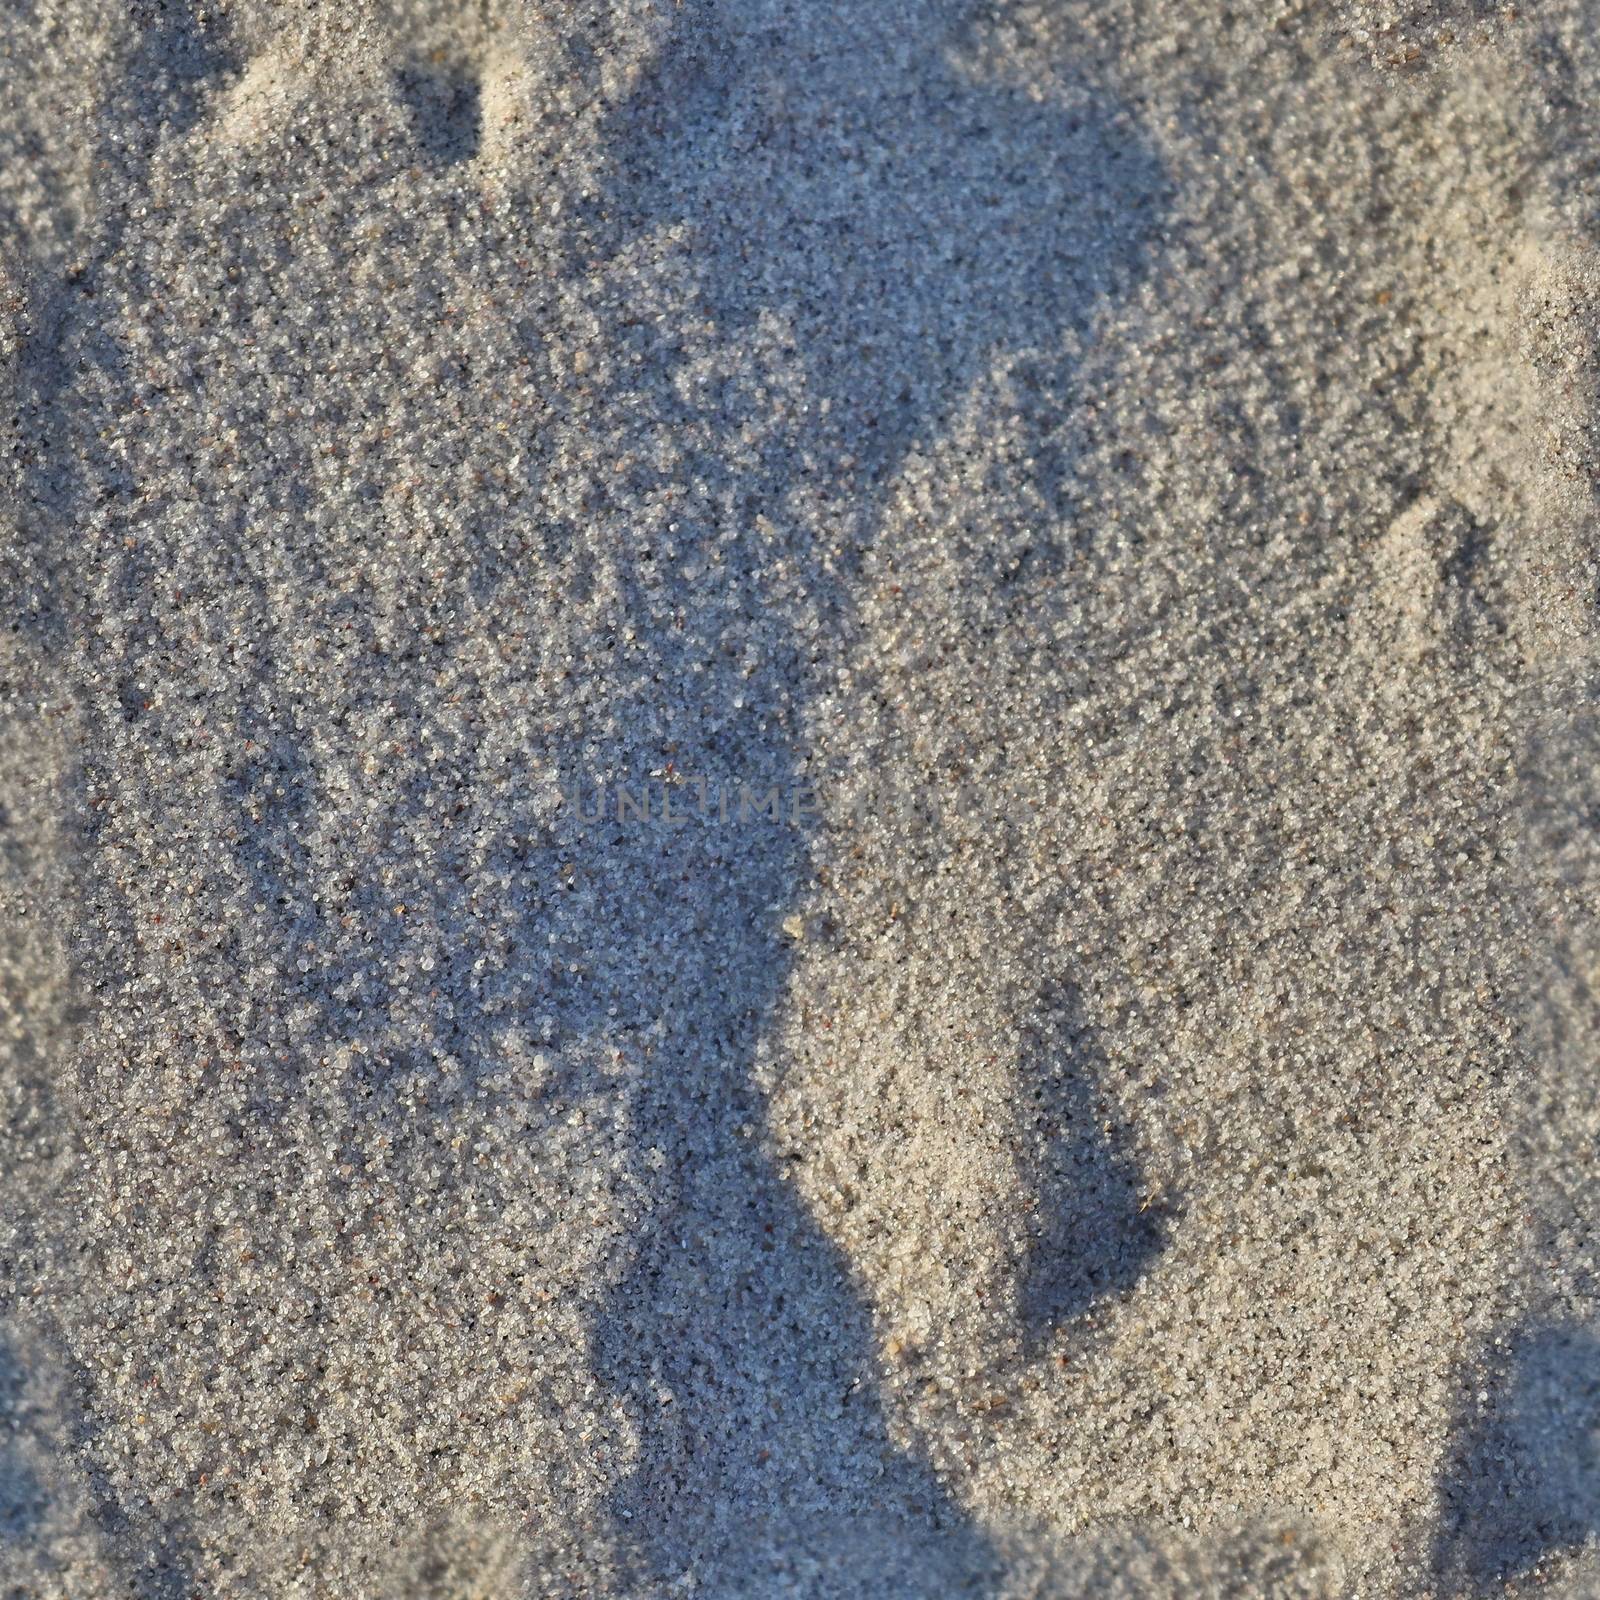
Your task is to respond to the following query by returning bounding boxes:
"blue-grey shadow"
[0,1339,44,1543]
[578,0,1171,1582]
[5,1,230,1591]
[393,60,483,167]
[1433,1323,1600,1588]
[1017,981,1167,1341]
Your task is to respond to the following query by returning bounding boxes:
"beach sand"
[4,1,1600,1594]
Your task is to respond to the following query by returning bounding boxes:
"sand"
[3,0,1600,1594]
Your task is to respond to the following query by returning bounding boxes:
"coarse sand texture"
[4,1,1600,1596]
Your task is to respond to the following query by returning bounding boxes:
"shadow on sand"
[580,0,1170,1582]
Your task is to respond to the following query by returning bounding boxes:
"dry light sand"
[4,0,1600,1594]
